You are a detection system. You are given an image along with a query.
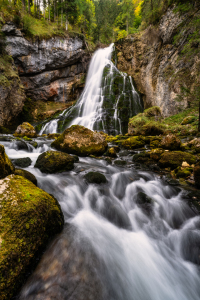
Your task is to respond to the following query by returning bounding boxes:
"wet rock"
[121,136,145,149]
[14,169,37,185]
[14,122,37,138]
[12,157,32,168]
[19,225,105,300]
[118,150,130,157]
[71,154,79,162]
[35,151,74,173]
[84,172,107,184]
[160,134,181,150]
[105,147,117,158]
[13,139,29,151]
[0,175,64,300]
[132,152,150,163]
[0,144,15,179]
[188,138,200,154]
[158,151,196,169]
[174,167,193,179]
[47,133,61,139]
[114,159,127,166]
[135,192,154,215]
[105,157,112,164]
[51,125,108,156]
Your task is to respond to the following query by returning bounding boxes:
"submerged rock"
[0,144,15,179]
[51,125,108,156]
[84,172,107,184]
[0,175,64,300]
[14,122,37,138]
[12,157,32,168]
[158,151,196,169]
[14,169,37,185]
[35,151,74,173]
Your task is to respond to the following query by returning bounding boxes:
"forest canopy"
[0,0,197,44]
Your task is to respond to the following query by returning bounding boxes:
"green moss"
[0,175,64,300]
[159,151,196,169]
[121,136,145,149]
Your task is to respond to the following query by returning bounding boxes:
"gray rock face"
[4,24,89,103]
[116,7,198,117]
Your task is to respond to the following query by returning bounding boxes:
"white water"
[38,43,143,135]
[1,137,200,299]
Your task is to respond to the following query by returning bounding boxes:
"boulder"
[149,148,164,161]
[188,138,200,153]
[0,144,15,179]
[159,151,196,169]
[51,125,107,156]
[14,169,37,185]
[150,136,162,148]
[160,134,181,150]
[35,151,74,173]
[0,175,64,300]
[114,159,127,166]
[12,157,32,168]
[121,136,145,149]
[132,152,150,163]
[13,139,29,151]
[14,122,37,138]
[174,167,192,179]
[105,147,117,158]
[84,172,107,184]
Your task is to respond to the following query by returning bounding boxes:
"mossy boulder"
[47,133,61,140]
[159,151,196,169]
[14,169,37,185]
[0,127,11,134]
[149,148,164,161]
[181,116,196,125]
[51,125,107,156]
[84,172,107,184]
[105,147,117,158]
[174,167,192,179]
[132,152,150,163]
[14,122,37,138]
[160,134,181,150]
[188,138,200,153]
[144,106,161,118]
[114,159,127,166]
[121,136,145,149]
[0,175,64,300]
[150,137,162,148]
[12,157,32,168]
[35,151,74,173]
[0,144,15,179]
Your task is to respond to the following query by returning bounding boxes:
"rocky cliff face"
[115,6,200,117]
[0,23,89,127]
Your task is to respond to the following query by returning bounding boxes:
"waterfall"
[39,44,143,135]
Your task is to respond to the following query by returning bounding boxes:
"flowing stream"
[39,44,143,136]
[1,136,200,300]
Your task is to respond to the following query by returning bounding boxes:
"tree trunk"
[28,0,30,13]
[48,0,50,21]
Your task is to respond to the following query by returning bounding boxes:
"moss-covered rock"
[114,159,127,166]
[121,136,145,149]
[159,151,196,169]
[0,175,64,300]
[132,152,150,163]
[84,172,107,184]
[181,116,196,125]
[150,137,162,148]
[160,134,181,150]
[188,138,200,154]
[51,125,107,156]
[174,166,193,178]
[14,122,37,138]
[12,157,32,168]
[105,147,117,158]
[0,127,11,134]
[144,106,161,118]
[47,133,61,140]
[0,144,15,179]
[35,151,74,173]
[14,169,37,185]
[149,148,164,161]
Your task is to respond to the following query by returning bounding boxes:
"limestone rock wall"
[115,6,200,117]
[3,25,89,103]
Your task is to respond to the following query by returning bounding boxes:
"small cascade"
[38,44,143,135]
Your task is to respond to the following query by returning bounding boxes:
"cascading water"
[1,135,200,300]
[39,44,143,136]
